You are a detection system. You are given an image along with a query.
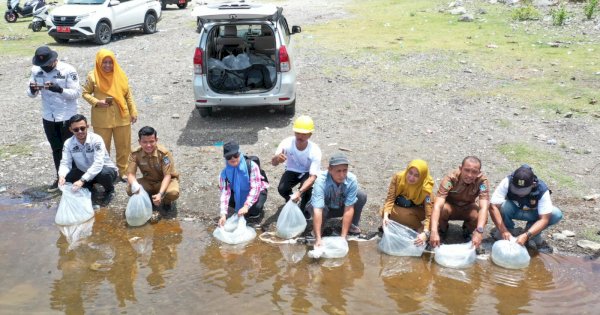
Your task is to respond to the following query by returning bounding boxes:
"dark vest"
[506,175,549,210]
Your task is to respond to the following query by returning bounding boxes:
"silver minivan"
[192,1,301,117]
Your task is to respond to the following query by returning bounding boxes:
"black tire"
[284,100,296,115]
[177,2,187,9]
[53,37,69,44]
[31,21,43,32]
[161,0,166,9]
[5,11,17,23]
[94,21,112,45]
[198,107,212,117]
[142,13,157,34]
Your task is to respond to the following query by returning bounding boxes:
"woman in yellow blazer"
[82,49,137,180]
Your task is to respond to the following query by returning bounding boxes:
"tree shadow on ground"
[177,107,292,147]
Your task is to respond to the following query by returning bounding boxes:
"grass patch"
[582,228,600,242]
[0,19,55,57]
[0,144,32,159]
[584,0,599,20]
[497,142,576,189]
[512,5,541,21]
[304,0,600,117]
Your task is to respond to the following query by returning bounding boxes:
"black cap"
[32,46,58,67]
[223,140,240,159]
[510,165,535,196]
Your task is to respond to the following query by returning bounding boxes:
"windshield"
[64,0,105,4]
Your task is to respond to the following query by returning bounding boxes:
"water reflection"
[380,256,432,313]
[146,220,182,289]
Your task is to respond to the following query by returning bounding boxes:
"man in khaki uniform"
[430,156,490,248]
[126,126,179,212]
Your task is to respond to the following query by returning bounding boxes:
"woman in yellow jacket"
[83,49,137,180]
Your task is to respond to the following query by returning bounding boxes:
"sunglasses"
[226,152,240,160]
[72,126,87,133]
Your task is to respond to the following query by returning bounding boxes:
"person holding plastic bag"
[380,159,435,246]
[58,114,118,206]
[218,140,268,227]
[489,165,563,250]
[306,152,367,248]
[126,126,180,217]
[429,156,490,249]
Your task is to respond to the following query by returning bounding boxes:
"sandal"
[349,224,361,235]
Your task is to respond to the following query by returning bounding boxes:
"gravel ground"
[0,0,599,257]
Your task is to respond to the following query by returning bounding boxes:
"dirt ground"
[0,0,599,257]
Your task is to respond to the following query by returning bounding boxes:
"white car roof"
[192,1,279,20]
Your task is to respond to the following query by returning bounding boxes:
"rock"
[459,14,474,22]
[577,240,600,251]
[464,69,473,73]
[562,230,575,237]
[478,8,487,14]
[533,0,558,6]
[573,96,581,99]
[552,233,567,240]
[590,99,597,105]
[0,186,6,193]
[583,193,600,201]
[449,7,467,15]
[584,149,592,154]
[486,44,498,48]
[171,114,180,119]
[546,139,557,145]
[564,112,573,118]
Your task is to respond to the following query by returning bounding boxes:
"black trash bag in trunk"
[245,64,273,89]
[208,68,246,91]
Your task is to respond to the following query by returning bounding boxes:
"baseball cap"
[223,140,240,159]
[329,152,349,166]
[32,46,58,67]
[510,165,535,196]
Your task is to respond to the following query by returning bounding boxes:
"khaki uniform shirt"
[436,169,490,207]
[82,71,137,128]
[126,144,179,182]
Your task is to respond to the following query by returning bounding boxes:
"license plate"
[178,0,185,3]
[57,26,70,33]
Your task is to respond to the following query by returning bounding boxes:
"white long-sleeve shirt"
[27,61,80,122]
[58,132,117,182]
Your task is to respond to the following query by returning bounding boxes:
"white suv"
[46,0,162,45]
[192,1,301,117]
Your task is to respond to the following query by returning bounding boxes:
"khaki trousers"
[389,205,426,231]
[127,178,180,204]
[94,125,131,176]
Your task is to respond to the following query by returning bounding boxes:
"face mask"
[41,65,55,73]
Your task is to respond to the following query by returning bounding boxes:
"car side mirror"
[291,25,301,34]
[109,0,120,6]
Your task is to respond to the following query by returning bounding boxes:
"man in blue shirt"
[306,152,367,247]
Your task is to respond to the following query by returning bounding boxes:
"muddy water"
[1,199,599,314]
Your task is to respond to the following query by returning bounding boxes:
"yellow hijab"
[395,159,434,205]
[94,49,128,117]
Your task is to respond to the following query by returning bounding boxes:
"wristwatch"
[526,231,533,239]
[475,227,484,234]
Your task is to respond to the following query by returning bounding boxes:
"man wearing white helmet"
[271,115,322,216]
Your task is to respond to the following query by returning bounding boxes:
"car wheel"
[31,21,43,32]
[4,11,17,23]
[94,21,112,45]
[198,107,212,117]
[53,37,69,44]
[177,2,187,9]
[161,0,166,9]
[142,13,157,34]
[283,100,296,115]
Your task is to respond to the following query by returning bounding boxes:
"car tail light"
[279,45,290,72]
[193,47,203,75]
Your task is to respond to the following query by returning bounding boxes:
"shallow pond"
[1,197,599,314]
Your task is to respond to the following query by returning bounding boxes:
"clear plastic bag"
[213,215,257,245]
[58,217,95,251]
[222,53,251,70]
[307,236,349,259]
[276,199,307,239]
[55,183,94,226]
[125,187,152,227]
[434,242,476,269]
[378,221,426,257]
[491,237,530,269]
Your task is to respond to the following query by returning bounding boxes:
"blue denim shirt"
[310,171,358,209]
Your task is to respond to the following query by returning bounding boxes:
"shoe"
[100,189,115,207]
[349,224,362,235]
[149,212,161,224]
[247,212,261,220]
[462,226,472,242]
[47,180,59,193]
[162,202,175,212]
[530,233,544,246]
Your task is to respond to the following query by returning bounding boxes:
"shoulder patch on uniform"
[71,72,78,81]
[425,195,431,203]
[163,156,170,165]
[479,183,487,192]
[94,143,101,151]
[445,181,453,189]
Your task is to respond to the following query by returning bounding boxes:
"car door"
[110,0,137,30]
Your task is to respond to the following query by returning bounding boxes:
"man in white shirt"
[489,165,563,249]
[271,115,322,216]
[27,46,81,192]
[58,114,118,206]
